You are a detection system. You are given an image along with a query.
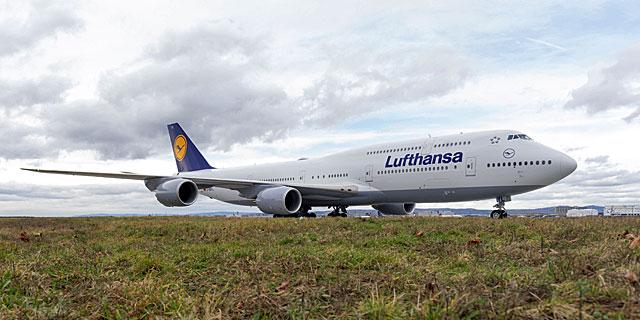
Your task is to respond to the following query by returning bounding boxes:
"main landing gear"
[327,205,348,217]
[490,196,511,219]
[273,205,316,218]
[298,205,317,218]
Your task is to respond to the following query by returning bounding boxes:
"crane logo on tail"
[173,135,187,161]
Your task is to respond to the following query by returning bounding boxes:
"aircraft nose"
[561,153,577,176]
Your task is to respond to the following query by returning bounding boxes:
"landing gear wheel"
[297,205,317,218]
[328,205,349,217]
[491,196,510,219]
[491,210,507,219]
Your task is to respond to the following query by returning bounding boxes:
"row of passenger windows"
[367,146,422,155]
[264,177,296,182]
[487,160,552,168]
[310,173,349,179]
[366,140,474,155]
[377,165,455,175]
[433,141,471,148]
[263,172,349,182]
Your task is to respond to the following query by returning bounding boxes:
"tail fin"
[167,123,214,172]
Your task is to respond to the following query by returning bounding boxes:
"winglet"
[167,123,214,172]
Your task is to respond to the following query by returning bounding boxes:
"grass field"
[1,216,639,319]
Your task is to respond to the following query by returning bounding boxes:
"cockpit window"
[508,134,533,141]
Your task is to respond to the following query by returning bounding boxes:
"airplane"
[23,123,577,218]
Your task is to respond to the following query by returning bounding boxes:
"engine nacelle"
[256,186,302,215]
[372,203,416,215]
[153,179,199,207]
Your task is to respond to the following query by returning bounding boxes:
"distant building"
[566,209,598,217]
[604,205,640,216]
[555,206,580,216]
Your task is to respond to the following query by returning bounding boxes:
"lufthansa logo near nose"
[174,135,187,161]
[503,148,515,159]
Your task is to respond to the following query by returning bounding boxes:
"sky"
[1,0,640,216]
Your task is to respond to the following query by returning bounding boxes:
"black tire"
[490,210,499,219]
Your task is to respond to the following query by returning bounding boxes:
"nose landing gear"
[491,196,511,219]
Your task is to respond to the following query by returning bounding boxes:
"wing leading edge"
[21,168,360,198]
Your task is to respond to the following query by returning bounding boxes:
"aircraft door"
[465,157,476,176]
[299,170,306,183]
[421,138,433,155]
[365,165,374,182]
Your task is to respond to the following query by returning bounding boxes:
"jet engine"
[256,186,302,215]
[372,203,416,215]
[153,179,199,207]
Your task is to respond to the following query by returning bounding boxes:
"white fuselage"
[180,130,577,208]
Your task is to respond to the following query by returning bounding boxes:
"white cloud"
[566,44,640,121]
[0,1,83,56]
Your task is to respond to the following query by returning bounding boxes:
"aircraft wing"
[21,168,360,198]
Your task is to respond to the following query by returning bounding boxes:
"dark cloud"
[38,26,298,159]
[0,75,73,159]
[565,44,640,121]
[0,2,83,56]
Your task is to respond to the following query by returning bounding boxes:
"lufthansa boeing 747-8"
[23,123,577,218]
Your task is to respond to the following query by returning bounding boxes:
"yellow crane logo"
[173,135,187,161]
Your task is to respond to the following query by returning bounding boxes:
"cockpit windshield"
[507,134,533,141]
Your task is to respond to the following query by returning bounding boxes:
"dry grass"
[1,216,639,319]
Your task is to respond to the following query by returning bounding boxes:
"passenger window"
[536,161,540,165]
[542,160,546,165]
[508,135,513,140]
[548,160,552,164]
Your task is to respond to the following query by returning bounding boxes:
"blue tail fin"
[167,123,214,172]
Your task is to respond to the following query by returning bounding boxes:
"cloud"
[515,154,640,206]
[2,24,471,161]
[565,44,640,121]
[0,181,144,201]
[585,155,609,164]
[31,25,299,159]
[559,155,640,188]
[300,46,471,123]
[0,1,83,56]
[0,76,72,107]
[0,75,73,159]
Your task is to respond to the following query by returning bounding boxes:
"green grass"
[1,216,639,319]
